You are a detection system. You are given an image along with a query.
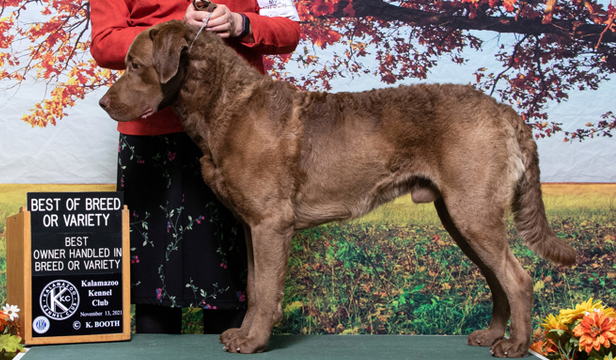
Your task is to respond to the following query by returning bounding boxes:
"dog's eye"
[130,63,141,72]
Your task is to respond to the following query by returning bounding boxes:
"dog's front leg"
[220,223,256,344]
[221,218,293,354]
[199,154,217,188]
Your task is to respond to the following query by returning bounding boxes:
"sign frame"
[6,202,130,345]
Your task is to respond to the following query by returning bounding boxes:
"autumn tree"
[1,0,615,140]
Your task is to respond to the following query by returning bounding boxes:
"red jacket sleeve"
[241,12,300,55]
[90,0,142,70]
[90,0,187,70]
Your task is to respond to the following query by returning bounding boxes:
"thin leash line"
[189,12,213,52]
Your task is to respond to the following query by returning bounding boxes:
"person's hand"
[184,3,244,39]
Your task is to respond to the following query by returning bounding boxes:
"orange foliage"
[0,0,615,140]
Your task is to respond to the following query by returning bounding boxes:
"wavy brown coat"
[99,20,576,358]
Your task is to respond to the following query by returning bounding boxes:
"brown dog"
[99,20,576,357]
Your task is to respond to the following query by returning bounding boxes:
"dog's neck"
[173,29,264,149]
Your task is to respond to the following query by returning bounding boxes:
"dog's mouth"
[140,108,156,119]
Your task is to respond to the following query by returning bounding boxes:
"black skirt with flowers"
[118,133,247,309]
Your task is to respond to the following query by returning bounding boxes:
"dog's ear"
[150,24,188,84]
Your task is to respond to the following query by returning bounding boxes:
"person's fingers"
[184,4,210,26]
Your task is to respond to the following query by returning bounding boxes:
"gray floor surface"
[20,334,541,359]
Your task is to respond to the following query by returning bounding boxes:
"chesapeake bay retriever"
[99,20,576,357]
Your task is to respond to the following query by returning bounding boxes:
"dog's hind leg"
[434,196,533,358]
[434,198,509,346]
[220,217,294,353]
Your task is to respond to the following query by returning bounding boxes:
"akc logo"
[32,316,50,334]
[39,279,80,320]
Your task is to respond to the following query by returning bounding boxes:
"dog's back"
[294,84,519,224]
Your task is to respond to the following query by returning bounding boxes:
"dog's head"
[99,21,189,122]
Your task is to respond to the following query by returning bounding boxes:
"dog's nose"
[99,96,110,110]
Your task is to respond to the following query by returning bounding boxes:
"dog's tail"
[511,118,576,267]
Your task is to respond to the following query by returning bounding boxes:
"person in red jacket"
[90,0,300,334]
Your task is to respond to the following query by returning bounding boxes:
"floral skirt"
[118,133,247,309]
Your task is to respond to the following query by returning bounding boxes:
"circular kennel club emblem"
[32,316,50,334]
[39,280,80,320]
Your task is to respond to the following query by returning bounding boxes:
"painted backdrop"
[1,0,615,337]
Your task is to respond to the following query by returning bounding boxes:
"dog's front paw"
[466,329,504,347]
[220,328,246,345]
[222,333,268,354]
[490,338,529,358]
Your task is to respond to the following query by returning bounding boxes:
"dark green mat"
[21,334,540,359]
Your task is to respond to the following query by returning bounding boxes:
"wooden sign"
[6,192,130,345]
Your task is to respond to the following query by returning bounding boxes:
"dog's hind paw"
[466,329,504,347]
[490,338,529,358]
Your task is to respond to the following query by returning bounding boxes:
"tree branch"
[489,34,529,97]
[322,0,616,44]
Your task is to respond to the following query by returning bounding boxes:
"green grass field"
[1,183,615,336]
